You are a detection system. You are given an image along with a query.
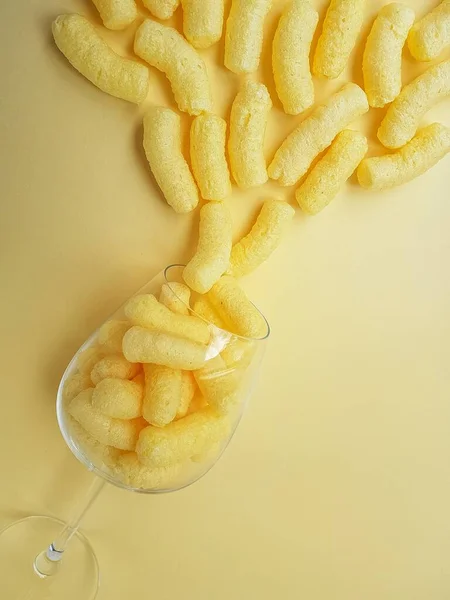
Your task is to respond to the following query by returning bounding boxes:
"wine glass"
[0,264,270,599]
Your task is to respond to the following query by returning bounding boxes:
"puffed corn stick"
[143,0,180,20]
[193,296,227,329]
[98,320,130,354]
[114,452,182,489]
[296,130,368,215]
[408,0,450,62]
[91,0,137,30]
[52,14,149,104]
[143,364,194,427]
[92,377,143,419]
[181,0,225,49]
[159,282,191,316]
[91,354,140,385]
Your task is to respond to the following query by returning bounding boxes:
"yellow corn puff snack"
[123,327,207,370]
[98,320,130,354]
[115,452,181,489]
[194,356,242,414]
[52,14,149,104]
[220,337,255,369]
[228,81,272,189]
[363,4,415,108]
[408,0,450,62]
[92,377,143,419]
[378,59,450,149]
[69,389,145,450]
[142,0,180,19]
[228,200,295,278]
[225,0,272,73]
[272,0,319,115]
[91,0,137,30]
[136,407,229,467]
[143,364,182,426]
[190,114,231,201]
[124,294,210,344]
[90,355,140,386]
[296,130,368,215]
[269,83,369,186]
[209,276,268,339]
[63,372,92,404]
[176,372,197,418]
[143,107,199,214]
[313,0,366,79]
[358,123,450,191]
[68,417,122,469]
[193,296,227,328]
[77,347,105,375]
[183,203,233,294]
[134,19,212,115]
[181,0,225,49]
[159,282,191,316]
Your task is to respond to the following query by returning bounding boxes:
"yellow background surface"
[1,0,450,597]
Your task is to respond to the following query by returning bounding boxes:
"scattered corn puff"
[224,0,272,73]
[194,356,242,414]
[143,107,199,214]
[98,320,130,354]
[134,19,212,115]
[114,452,182,489]
[228,81,272,189]
[209,276,268,339]
[90,355,140,386]
[183,203,233,294]
[142,0,180,19]
[63,372,92,405]
[363,3,415,108]
[92,377,143,419]
[193,296,227,329]
[52,14,149,104]
[296,130,368,215]
[124,294,210,344]
[91,0,137,30]
[272,0,319,115]
[123,327,207,370]
[269,83,369,186]
[378,59,450,149]
[181,0,225,49]
[190,114,231,201]
[159,282,191,316]
[136,407,229,467]
[143,364,184,426]
[313,0,366,79]
[228,200,295,277]
[358,123,450,190]
[408,0,450,61]
[69,389,145,450]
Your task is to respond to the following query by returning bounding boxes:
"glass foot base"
[0,515,99,599]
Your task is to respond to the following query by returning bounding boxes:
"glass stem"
[33,476,105,578]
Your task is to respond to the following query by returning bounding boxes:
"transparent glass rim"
[163,264,271,342]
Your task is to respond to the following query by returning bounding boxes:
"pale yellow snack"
[136,407,229,467]
[98,320,130,354]
[63,372,92,404]
[190,114,231,201]
[408,0,450,61]
[378,59,450,149]
[187,392,209,414]
[193,296,227,329]
[142,0,180,19]
[272,0,319,115]
[358,123,450,191]
[92,377,143,419]
[90,354,140,386]
[296,130,368,215]
[224,0,272,73]
[228,200,295,278]
[123,327,207,370]
[114,452,182,489]
[209,276,268,339]
[159,282,191,316]
[194,356,242,414]
[124,294,210,344]
[68,418,122,469]
[143,364,183,427]
[91,0,137,30]
[220,337,255,369]
[268,83,369,186]
[228,81,272,189]
[134,19,212,115]
[313,0,366,79]
[183,203,233,294]
[52,14,149,104]
[181,0,225,49]
[143,107,199,214]
[363,3,415,108]
[77,347,105,375]
[176,372,197,418]
[69,389,145,450]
